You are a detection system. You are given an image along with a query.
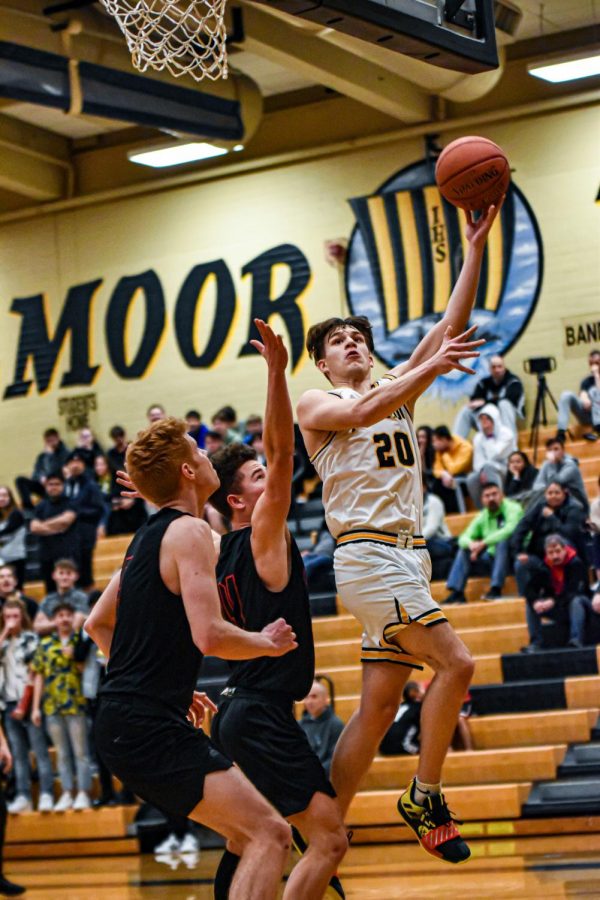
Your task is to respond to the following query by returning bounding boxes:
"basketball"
[435,136,510,211]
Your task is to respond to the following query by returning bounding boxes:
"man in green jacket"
[444,482,523,603]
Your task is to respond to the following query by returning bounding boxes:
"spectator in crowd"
[504,450,538,509]
[243,414,263,443]
[453,691,474,752]
[466,405,517,507]
[444,481,522,604]
[298,680,344,777]
[64,450,105,589]
[248,432,266,466]
[301,522,335,592]
[379,681,424,756]
[511,481,588,599]
[30,473,78,592]
[416,426,435,486]
[185,410,208,449]
[75,428,103,471]
[15,427,70,510]
[33,559,88,636]
[31,601,93,812]
[571,582,600,647]
[454,354,525,438]
[146,403,166,424]
[106,492,147,537]
[590,475,600,583]
[422,486,455,581]
[0,565,38,625]
[431,425,473,513]
[532,436,589,513]
[211,406,241,444]
[204,430,226,455]
[106,426,129,482]
[556,349,600,442]
[522,534,590,653]
[0,487,27,589]
[0,599,54,814]
[0,724,25,896]
[588,356,600,440]
[74,593,135,809]
[93,456,113,536]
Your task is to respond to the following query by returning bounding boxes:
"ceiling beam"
[239,2,430,123]
[0,113,71,164]
[0,143,66,199]
[0,115,69,199]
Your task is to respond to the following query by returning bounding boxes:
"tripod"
[529,373,561,463]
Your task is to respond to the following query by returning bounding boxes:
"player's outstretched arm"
[172,518,297,659]
[85,569,121,658]
[298,325,485,434]
[248,318,295,592]
[395,200,503,378]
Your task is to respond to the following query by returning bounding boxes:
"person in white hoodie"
[466,404,517,508]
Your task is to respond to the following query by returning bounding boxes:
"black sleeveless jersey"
[100,507,203,718]
[216,527,314,701]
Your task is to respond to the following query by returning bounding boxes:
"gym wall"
[0,102,597,484]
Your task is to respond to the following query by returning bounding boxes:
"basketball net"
[99,0,228,81]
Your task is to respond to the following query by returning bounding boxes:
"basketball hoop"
[99,0,228,81]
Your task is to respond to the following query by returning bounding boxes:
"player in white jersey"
[297,200,502,865]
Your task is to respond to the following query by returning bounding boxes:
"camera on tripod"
[523,356,559,461]
[523,356,556,376]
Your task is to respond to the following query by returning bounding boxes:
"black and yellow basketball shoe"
[397,779,471,864]
[291,826,346,899]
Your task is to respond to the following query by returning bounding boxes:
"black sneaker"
[0,876,26,896]
[483,588,502,601]
[583,432,599,442]
[291,827,346,899]
[442,591,467,605]
[521,643,542,654]
[397,779,470,864]
[567,638,584,648]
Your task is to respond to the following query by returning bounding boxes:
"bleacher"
[10,427,600,856]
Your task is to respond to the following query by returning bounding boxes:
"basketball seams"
[434,136,510,210]
[436,155,508,189]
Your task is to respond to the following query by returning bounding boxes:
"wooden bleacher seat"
[363,745,566,790]
[5,806,137,860]
[468,708,598,749]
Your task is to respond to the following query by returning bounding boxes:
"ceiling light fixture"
[528,51,600,84]
[128,141,228,168]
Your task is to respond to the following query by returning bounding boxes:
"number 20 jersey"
[310,381,423,539]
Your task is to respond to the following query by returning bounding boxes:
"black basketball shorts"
[211,692,336,819]
[95,697,232,818]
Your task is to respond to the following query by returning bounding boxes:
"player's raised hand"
[261,617,298,657]
[250,318,289,373]
[433,324,486,376]
[465,195,505,249]
[116,469,141,499]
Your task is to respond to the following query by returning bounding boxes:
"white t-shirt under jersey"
[310,381,423,539]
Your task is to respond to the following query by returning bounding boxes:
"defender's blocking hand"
[250,318,289,372]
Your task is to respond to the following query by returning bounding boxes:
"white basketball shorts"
[333,529,447,670]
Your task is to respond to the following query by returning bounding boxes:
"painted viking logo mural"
[345,160,544,399]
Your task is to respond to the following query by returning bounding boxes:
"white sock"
[413,779,441,805]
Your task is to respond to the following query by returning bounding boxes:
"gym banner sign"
[345,158,544,400]
[2,243,310,401]
[562,312,600,359]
